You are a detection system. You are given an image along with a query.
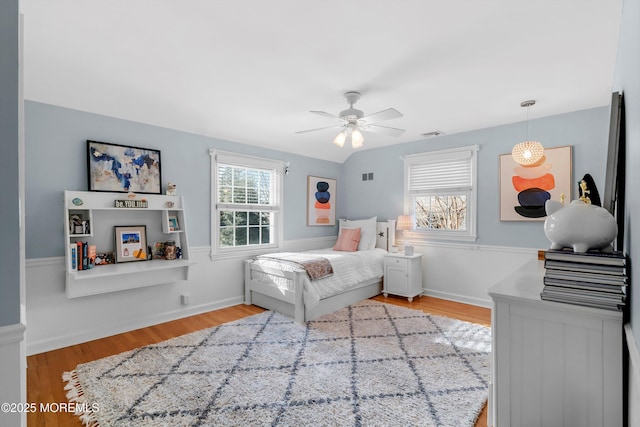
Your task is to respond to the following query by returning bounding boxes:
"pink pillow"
[333,227,361,252]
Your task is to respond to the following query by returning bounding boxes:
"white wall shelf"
[64,190,192,298]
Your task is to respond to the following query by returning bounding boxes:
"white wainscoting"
[26,238,535,354]
[407,240,539,308]
[0,315,26,427]
[626,324,640,426]
[25,237,337,355]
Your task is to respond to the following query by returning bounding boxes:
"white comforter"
[254,248,386,309]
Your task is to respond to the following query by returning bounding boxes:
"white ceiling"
[21,0,623,163]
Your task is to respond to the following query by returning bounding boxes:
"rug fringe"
[62,370,100,427]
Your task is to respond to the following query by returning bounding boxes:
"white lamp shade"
[333,130,346,147]
[396,215,413,230]
[351,128,364,149]
[512,140,544,165]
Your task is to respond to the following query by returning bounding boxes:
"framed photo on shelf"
[307,175,336,226]
[87,140,162,194]
[114,225,148,263]
[168,216,179,231]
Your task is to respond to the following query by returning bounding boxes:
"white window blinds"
[407,149,474,193]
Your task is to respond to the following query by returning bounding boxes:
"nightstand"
[383,253,423,302]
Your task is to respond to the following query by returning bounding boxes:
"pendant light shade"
[512,100,544,165]
[512,140,544,165]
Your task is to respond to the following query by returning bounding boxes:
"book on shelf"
[544,269,628,286]
[76,241,83,271]
[543,277,627,295]
[544,248,626,266]
[541,285,626,303]
[544,259,626,276]
[87,244,96,269]
[68,243,77,272]
[540,292,624,311]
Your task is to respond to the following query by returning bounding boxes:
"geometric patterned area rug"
[63,300,491,427]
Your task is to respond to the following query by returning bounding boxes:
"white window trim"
[210,149,284,259]
[403,144,479,242]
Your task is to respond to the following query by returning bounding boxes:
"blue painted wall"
[25,102,611,259]
[340,107,610,249]
[25,101,341,259]
[0,0,20,327]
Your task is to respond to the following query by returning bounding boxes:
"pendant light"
[512,100,544,165]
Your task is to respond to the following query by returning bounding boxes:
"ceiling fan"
[296,91,405,149]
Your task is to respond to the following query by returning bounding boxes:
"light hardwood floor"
[26,295,491,426]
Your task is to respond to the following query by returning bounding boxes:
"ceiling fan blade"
[363,124,406,137]
[310,110,344,121]
[295,125,344,134]
[361,108,403,123]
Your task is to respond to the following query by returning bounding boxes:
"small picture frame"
[168,216,179,231]
[114,225,148,263]
[152,242,166,259]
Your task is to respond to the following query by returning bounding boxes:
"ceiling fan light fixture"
[333,129,347,147]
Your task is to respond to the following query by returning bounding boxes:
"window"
[211,150,283,256]
[404,145,478,241]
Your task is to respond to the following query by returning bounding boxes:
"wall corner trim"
[0,322,26,346]
[625,323,640,389]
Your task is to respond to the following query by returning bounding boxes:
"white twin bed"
[244,219,392,322]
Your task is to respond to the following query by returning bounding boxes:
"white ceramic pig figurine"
[544,199,617,253]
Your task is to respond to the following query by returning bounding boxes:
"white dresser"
[488,260,623,427]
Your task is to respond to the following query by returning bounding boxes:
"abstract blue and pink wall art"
[499,146,572,221]
[307,175,336,226]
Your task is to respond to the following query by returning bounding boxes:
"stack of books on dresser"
[541,249,628,311]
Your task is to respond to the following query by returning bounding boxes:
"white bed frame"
[244,221,393,322]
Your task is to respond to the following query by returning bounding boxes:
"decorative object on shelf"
[166,182,177,196]
[114,225,148,263]
[72,197,84,206]
[168,216,179,231]
[94,252,114,266]
[512,100,544,165]
[307,176,336,226]
[396,214,413,255]
[114,199,149,208]
[87,140,161,194]
[152,242,165,259]
[500,145,572,221]
[176,246,182,259]
[164,241,177,260]
[578,173,602,206]
[70,214,84,234]
[544,198,617,253]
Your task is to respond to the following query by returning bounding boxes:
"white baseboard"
[27,296,243,355]
[422,289,493,309]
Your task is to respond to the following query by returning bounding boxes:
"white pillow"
[339,216,377,250]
